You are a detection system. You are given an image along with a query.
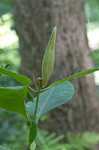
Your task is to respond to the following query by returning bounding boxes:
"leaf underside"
[26,81,74,120]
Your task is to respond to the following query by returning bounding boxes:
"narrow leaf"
[0,67,31,86]
[42,27,56,87]
[29,120,37,145]
[26,81,74,120]
[46,67,99,89]
[0,86,27,117]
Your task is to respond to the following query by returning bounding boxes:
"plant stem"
[28,87,38,94]
[33,91,40,121]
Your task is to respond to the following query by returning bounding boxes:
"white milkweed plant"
[0,27,99,150]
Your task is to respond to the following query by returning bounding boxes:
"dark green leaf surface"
[29,120,37,145]
[27,91,33,101]
[0,146,11,150]
[47,67,99,88]
[42,27,56,87]
[26,81,74,119]
[0,68,31,86]
[0,86,27,117]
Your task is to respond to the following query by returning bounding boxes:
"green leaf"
[27,90,33,101]
[0,68,31,86]
[29,120,37,145]
[0,146,11,150]
[30,142,36,150]
[42,27,56,87]
[0,86,27,117]
[26,81,74,120]
[46,67,99,89]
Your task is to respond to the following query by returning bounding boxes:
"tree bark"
[13,0,99,135]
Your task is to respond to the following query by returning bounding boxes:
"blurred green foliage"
[1,116,99,150]
[0,0,12,17]
[36,131,99,150]
[0,3,20,86]
[1,111,99,150]
[85,0,99,23]
[0,111,28,149]
[92,50,99,67]
[0,13,20,72]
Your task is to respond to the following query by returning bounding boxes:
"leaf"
[29,120,37,145]
[30,142,36,150]
[26,81,74,120]
[0,68,31,86]
[27,90,33,101]
[0,86,27,117]
[46,67,99,89]
[0,146,11,150]
[42,27,56,87]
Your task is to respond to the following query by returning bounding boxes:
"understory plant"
[36,131,99,150]
[0,27,99,150]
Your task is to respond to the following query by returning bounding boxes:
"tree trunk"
[13,0,99,134]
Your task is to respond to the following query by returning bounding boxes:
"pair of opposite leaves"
[0,67,74,119]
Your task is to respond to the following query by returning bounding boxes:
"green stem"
[40,87,49,93]
[28,87,38,94]
[33,91,40,121]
